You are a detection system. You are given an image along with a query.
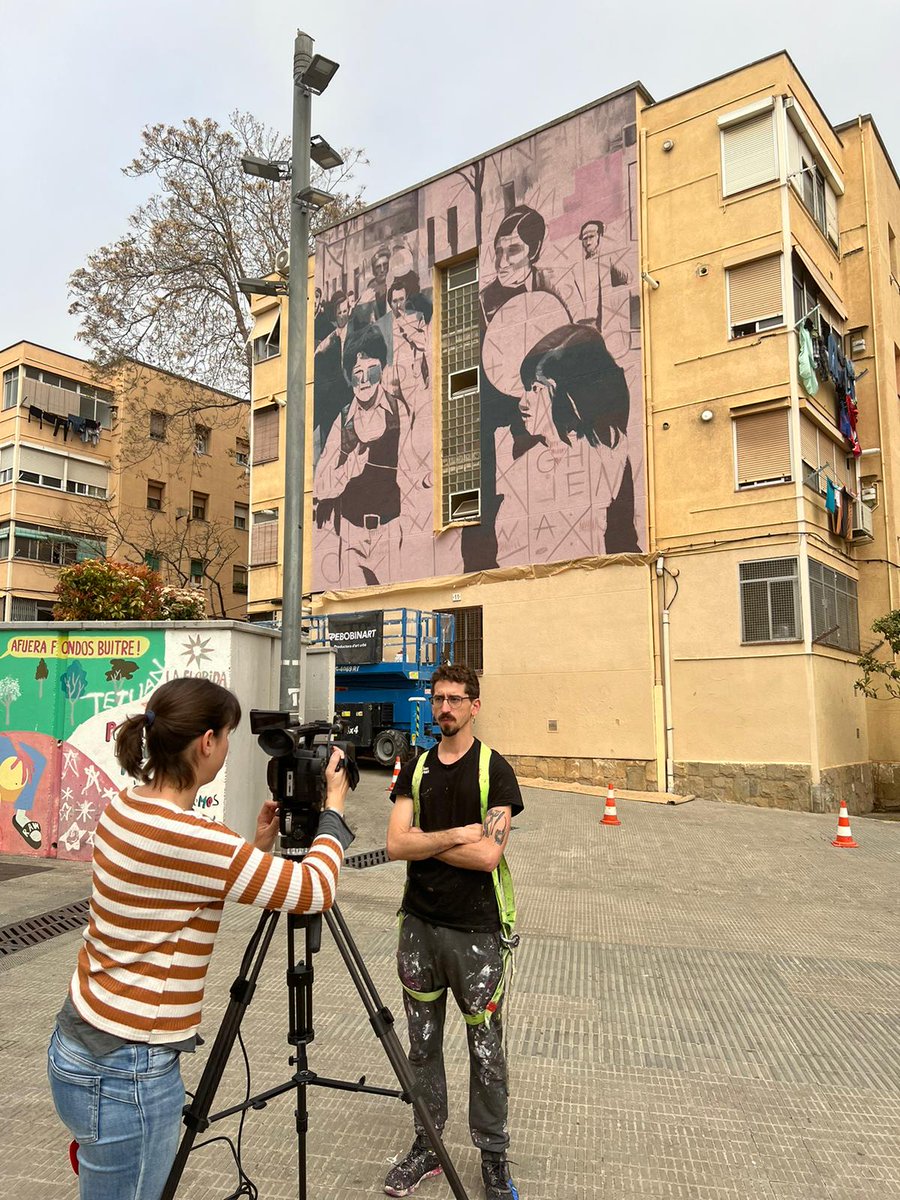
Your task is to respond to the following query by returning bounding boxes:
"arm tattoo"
[482,807,508,846]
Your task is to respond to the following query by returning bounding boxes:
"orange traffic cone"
[831,800,858,848]
[388,755,401,793]
[601,783,621,826]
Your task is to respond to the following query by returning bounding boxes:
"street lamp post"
[241,31,341,719]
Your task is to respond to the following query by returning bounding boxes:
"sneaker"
[481,1157,519,1200]
[384,1137,443,1197]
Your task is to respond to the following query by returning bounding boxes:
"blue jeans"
[48,1026,184,1200]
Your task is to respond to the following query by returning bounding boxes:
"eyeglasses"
[430,693,470,708]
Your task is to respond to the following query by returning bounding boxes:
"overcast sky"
[4,0,899,360]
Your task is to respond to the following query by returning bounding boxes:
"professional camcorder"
[250,711,359,853]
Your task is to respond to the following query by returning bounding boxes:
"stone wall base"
[872,762,900,811]
[505,756,656,792]
[506,756,880,814]
[674,761,875,814]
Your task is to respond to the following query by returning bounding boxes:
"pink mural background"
[312,92,644,590]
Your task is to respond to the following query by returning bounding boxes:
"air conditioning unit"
[851,500,874,541]
[274,247,290,276]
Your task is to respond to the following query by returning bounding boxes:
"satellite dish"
[274,248,290,276]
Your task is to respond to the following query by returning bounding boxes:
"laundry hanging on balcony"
[798,324,819,396]
[826,331,861,457]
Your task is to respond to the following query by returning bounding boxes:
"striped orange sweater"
[68,789,345,1043]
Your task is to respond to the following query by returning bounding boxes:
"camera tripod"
[160,882,470,1200]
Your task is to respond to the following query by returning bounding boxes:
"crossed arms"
[387,796,512,872]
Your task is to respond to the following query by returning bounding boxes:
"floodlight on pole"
[240,154,290,182]
[309,135,344,170]
[238,277,288,298]
[299,53,339,94]
[297,185,335,211]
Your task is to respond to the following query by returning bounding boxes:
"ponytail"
[115,678,241,790]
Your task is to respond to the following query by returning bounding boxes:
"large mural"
[312,92,644,590]
[0,628,233,860]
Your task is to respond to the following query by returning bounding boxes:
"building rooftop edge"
[833,113,900,195]
[316,81,654,236]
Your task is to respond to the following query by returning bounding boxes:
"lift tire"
[374,730,410,768]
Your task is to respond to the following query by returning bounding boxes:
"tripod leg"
[324,905,471,1200]
[160,909,281,1200]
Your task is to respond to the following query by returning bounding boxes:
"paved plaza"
[1,768,899,1200]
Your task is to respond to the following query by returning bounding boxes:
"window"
[441,259,480,524]
[252,406,280,465]
[890,225,898,281]
[3,368,18,410]
[434,605,484,671]
[191,492,208,521]
[251,508,279,566]
[252,311,281,363]
[727,256,783,338]
[234,502,249,530]
[195,425,210,455]
[10,597,56,622]
[740,558,801,644]
[235,438,250,467]
[808,559,859,652]
[147,480,164,511]
[19,367,113,428]
[785,114,839,248]
[190,558,206,584]
[149,411,167,441]
[720,107,778,197]
[144,551,161,572]
[232,565,249,594]
[734,409,791,488]
[800,416,851,496]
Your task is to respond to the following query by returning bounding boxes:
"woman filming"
[47,677,353,1199]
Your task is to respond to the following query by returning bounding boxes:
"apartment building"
[248,52,900,812]
[0,342,250,620]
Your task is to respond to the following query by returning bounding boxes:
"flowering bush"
[54,560,204,621]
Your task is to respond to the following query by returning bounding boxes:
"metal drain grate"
[0,899,90,957]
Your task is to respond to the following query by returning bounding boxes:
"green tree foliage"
[54,560,205,622]
[69,111,366,398]
[856,610,900,698]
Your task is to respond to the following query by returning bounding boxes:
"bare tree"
[69,111,366,399]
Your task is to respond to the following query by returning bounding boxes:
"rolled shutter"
[735,410,791,485]
[67,458,109,489]
[19,446,63,475]
[722,111,778,196]
[728,256,783,327]
[252,406,280,465]
[800,416,819,472]
[825,184,839,246]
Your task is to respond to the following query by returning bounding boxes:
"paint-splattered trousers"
[397,912,509,1154]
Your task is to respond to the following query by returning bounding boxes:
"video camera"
[250,711,359,853]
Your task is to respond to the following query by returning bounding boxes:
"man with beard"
[385,665,523,1200]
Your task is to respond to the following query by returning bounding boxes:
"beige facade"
[249,53,900,812]
[0,341,249,619]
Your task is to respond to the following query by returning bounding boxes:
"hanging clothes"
[798,325,819,396]
[67,415,86,437]
[826,477,838,514]
[27,405,45,429]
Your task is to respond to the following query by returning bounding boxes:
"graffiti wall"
[312,91,644,589]
[0,626,245,861]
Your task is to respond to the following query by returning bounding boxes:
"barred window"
[441,259,480,524]
[435,605,483,671]
[10,596,55,622]
[149,410,167,441]
[740,558,801,643]
[809,559,859,652]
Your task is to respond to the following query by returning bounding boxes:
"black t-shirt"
[391,739,523,932]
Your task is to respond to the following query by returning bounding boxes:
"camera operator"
[385,664,523,1200]
[47,677,353,1200]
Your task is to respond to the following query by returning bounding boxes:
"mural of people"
[313,97,646,587]
[0,733,46,849]
[314,325,403,586]
[494,323,639,563]
[480,205,572,327]
[314,290,353,459]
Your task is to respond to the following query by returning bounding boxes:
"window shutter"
[252,406,280,465]
[735,410,791,485]
[67,459,109,489]
[19,446,64,475]
[825,184,839,246]
[800,416,819,471]
[722,112,778,196]
[728,256,783,326]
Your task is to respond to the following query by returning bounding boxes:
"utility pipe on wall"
[656,556,675,794]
